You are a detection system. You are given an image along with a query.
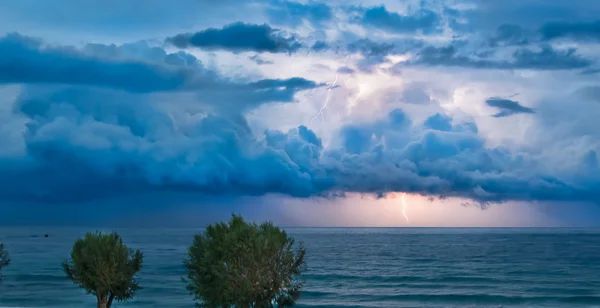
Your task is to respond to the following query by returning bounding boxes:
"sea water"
[0,227,599,307]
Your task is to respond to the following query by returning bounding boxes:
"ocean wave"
[303,293,600,305]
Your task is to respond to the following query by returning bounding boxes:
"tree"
[0,243,9,279]
[62,231,143,308]
[185,214,307,308]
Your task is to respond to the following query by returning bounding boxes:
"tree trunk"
[97,296,107,308]
[107,294,116,308]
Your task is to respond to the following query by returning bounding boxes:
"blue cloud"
[266,0,333,27]
[202,77,319,111]
[423,113,453,131]
[0,30,322,203]
[346,39,400,72]
[0,33,196,93]
[489,24,532,46]
[310,41,329,52]
[540,20,600,41]
[512,45,591,70]
[83,41,173,63]
[356,6,442,34]
[347,38,396,58]
[249,54,274,65]
[0,33,318,113]
[325,109,598,203]
[166,22,303,53]
[0,102,331,202]
[409,44,592,70]
[1,88,600,205]
[486,97,535,117]
[2,1,600,211]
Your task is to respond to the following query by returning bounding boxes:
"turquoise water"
[0,228,599,307]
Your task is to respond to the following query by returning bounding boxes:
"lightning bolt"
[401,193,410,223]
[310,73,338,124]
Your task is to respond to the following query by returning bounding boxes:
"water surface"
[0,227,599,307]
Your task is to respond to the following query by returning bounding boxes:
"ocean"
[0,227,599,308]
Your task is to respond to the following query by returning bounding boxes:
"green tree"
[62,232,143,308]
[185,214,307,308]
[0,243,9,279]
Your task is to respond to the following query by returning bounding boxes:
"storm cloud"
[355,6,442,34]
[486,97,535,117]
[0,88,597,205]
[1,0,600,214]
[0,33,196,93]
[408,44,592,70]
[0,34,319,112]
[540,20,600,41]
[165,22,303,53]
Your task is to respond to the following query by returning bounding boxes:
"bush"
[62,231,143,308]
[0,243,9,279]
[185,214,307,307]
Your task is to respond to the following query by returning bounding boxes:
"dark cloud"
[540,20,600,41]
[164,51,202,67]
[248,54,274,65]
[347,38,395,58]
[407,45,486,68]
[266,0,333,27]
[310,41,329,52]
[301,36,423,72]
[0,33,197,93]
[326,110,599,203]
[83,41,171,63]
[408,44,592,70]
[485,97,535,117]
[200,77,319,112]
[355,6,442,34]
[423,113,453,131]
[166,22,302,53]
[2,91,599,205]
[511,45,591,70]
[0,72,315,203]
[0,104,327,203]
[0,33,318,112]
[3,1,600,210]
[346,38,414,72]
[489,24,532,46]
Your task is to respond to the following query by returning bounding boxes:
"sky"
[1,0,600,227]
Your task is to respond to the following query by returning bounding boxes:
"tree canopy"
[62,231,143,308]
[0,243,9,279]
[185,214,306,308]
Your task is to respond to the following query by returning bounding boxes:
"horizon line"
[0,225,597,229]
